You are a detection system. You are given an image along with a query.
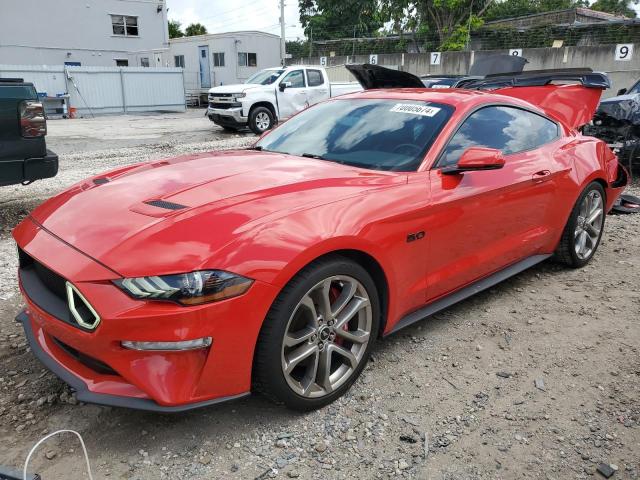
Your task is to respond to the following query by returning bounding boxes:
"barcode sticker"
[390,104,441,117]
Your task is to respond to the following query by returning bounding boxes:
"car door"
[277,69,309,118]
[425,105,562,301]
[305,69,329,106]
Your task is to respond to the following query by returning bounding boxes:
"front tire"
[253,256,380,411]
[555,181,606,268]
[248,106,275,135]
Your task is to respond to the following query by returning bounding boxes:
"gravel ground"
[0,112,639,480]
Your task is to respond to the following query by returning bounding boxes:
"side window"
[281,70,306,88]
[307,69,324,87]
[439,106,559,167]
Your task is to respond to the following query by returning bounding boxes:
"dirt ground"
[0,111,638,480]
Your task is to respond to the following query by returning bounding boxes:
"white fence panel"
[0,64,186,116]
[122,67,185,112]
[66,67,125,115]
[0,64,66,96]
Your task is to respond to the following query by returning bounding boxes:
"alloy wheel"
[280,275,372,398]
[574,189,604,260]
[255,112,271,131]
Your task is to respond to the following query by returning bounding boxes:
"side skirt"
[386,254,552,336]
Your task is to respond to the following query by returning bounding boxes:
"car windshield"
[245,69,285,85]
[256,99,454,172]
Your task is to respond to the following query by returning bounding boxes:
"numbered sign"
[369,54,378,65]
[320,56,327,66]
[509,48,523,57]
[615,44,633,61]
[430,52,441,65]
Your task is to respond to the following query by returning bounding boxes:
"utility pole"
[280,0,286,66]
[309,26,313,61]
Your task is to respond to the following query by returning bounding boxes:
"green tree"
[185,23,208,36]
[384,0,494,49]
[168,20,184,38]
[589,0,637,17]
[286,39,311,58]
[299,0,386,39]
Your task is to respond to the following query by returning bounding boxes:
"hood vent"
[144,199,187,210]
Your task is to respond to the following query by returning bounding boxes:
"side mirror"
[279,81,292,92]
[442,147,505,175]
[617,88,627,96]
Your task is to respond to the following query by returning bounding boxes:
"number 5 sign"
[430,52,441,65]
[615,44,633,61]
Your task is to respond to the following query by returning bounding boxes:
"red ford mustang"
[14,68,628,412]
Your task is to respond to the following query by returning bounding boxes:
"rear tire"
[555,181,606,268]
[253,256,379,411]
[249,106,275,135]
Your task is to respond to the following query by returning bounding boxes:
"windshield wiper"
[301,152,326,160]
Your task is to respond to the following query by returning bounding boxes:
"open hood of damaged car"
[597,92,640,125]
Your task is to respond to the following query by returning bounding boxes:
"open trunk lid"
[458,69,611,129]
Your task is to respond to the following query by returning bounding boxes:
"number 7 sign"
[430,52,441,65]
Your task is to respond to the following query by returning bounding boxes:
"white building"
[169,31,282,93]
[0,0,169,67]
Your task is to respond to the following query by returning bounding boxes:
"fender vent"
[93,178,109,185]
[144,199,187,210]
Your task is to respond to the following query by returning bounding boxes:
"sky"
[166,0,306,40]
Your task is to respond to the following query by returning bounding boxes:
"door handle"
[531,170,551,183]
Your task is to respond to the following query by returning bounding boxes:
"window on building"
[115,59,129,67]
[438,106,560,167]
[140,57,150,67]
[213,52,225,67]
[307,69,324,87]
[238,52,257,67]
[174,55,185,68]
[111,15,139,36]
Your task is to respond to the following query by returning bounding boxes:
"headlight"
[113,270,253,305]
[234,92,246,99]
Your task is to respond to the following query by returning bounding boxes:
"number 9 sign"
[615,44,633,61]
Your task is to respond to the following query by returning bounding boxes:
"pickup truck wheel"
[249,107,275,135]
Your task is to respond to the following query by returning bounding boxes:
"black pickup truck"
[0,78,58,186]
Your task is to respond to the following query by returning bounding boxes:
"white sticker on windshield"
[390,103,441,117]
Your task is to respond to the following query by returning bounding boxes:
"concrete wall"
[290,44,640,98]
[169,32,282,93]
[0,0,168,67]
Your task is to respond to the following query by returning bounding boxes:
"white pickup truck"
[207,66,362,134]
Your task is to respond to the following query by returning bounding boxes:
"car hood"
[597,92,640,124]
[208,84,261,95]
[29,151,402,278]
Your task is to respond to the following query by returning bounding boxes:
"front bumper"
[16,310,248,412]
[0,149,58,186]
[207,106,248,127]
[14,217,279,411]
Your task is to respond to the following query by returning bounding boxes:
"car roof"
[337,87,546,115]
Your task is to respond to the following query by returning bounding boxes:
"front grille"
[53,338,118,376]
[19,248,66,301]
[18,248,100,331]
[209,102,241,110]
[209,93,233,99]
